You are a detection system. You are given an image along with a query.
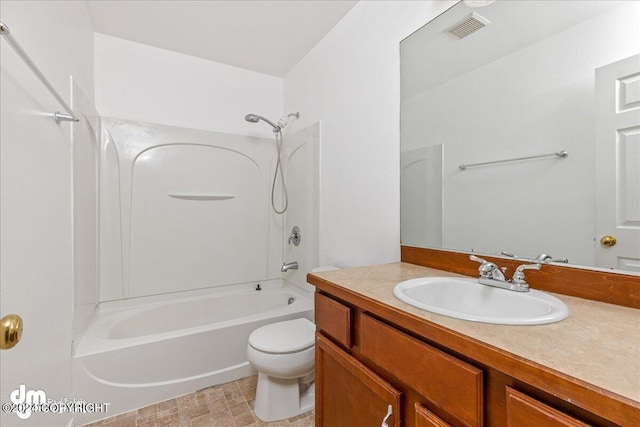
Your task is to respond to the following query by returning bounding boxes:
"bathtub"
[72,280,313,425]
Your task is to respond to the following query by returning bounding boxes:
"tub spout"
[281,261,298,272]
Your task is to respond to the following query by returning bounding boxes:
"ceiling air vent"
[445,12,491,39]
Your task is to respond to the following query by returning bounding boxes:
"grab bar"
[459,150,568,170]
[0,21,79,123]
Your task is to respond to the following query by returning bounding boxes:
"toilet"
[247,317,316,422]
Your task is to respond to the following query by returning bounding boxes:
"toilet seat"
[248,318,315,354]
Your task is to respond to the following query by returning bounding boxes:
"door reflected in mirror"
[400,0,640,273]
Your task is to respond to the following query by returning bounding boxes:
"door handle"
[600,235,617,247]
[1,314,23,350]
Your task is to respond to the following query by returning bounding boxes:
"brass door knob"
[600,235,617,247]
[0,314,23,350]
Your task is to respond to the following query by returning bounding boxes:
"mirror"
[400,0,640,273]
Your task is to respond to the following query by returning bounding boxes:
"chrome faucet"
[470,255,540,292]
[281,261,299,272]
[470,255,507,282]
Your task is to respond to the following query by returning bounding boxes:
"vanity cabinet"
[315,291,482,427]
[313,284,633,427]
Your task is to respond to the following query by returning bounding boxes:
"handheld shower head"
[245,112,300,133]
[244,113,280,132]
[243,111,300,215]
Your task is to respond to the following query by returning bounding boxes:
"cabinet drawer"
[506,387,590,427]
[315,292,352,348]
[360,314,483,427]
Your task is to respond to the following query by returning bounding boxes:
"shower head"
[244,113,280,133]
[244,113,260,123]
[245,112,300,133]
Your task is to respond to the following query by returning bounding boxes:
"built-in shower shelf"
[168,194,235,201]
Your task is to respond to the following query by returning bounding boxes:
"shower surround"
[73,118,319,424]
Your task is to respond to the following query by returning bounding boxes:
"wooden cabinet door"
[416,403,453,427]
[360,314,483,427]
[316,333,402,427]
[506,387,590,427]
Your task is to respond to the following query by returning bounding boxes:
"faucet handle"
[470,254,488,264]
[288,226,301,246]
[470,255,498,278]
[512,263,541,285]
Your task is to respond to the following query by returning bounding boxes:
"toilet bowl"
[247,317,315,422]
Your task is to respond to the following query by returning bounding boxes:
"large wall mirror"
[400,0,640,274]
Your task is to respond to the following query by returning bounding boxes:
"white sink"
[393,277,569,325]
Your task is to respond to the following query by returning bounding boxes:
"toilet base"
[253,372,315,422]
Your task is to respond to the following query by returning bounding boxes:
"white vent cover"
[445,12,491,39]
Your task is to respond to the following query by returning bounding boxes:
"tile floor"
[82,375,314,427]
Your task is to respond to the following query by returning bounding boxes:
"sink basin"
[393,277,569,325]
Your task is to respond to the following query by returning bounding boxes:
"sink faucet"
[470,255,540,292]
[281,261,298,272]
[470,255,506,282]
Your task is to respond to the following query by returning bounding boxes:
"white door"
[1,36,74,426]
[595,54,640,272]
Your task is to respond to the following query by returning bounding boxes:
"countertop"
[309,262,640,406]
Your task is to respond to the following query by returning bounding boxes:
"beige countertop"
[310,262,640,405]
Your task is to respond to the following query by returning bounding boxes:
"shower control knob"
[288,226,301,246]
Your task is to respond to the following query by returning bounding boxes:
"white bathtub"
[72,280,313,425]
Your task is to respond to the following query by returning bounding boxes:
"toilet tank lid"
[249,318,315,353]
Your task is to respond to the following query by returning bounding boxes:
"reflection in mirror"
[401,145,443,248]
[400,0,640,273]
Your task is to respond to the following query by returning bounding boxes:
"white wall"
[0,1,95,426]
[94,33,284,137]
[284,1,456,268]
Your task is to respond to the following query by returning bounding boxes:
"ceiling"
[85,0,358,77]
[401,0,622,100]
